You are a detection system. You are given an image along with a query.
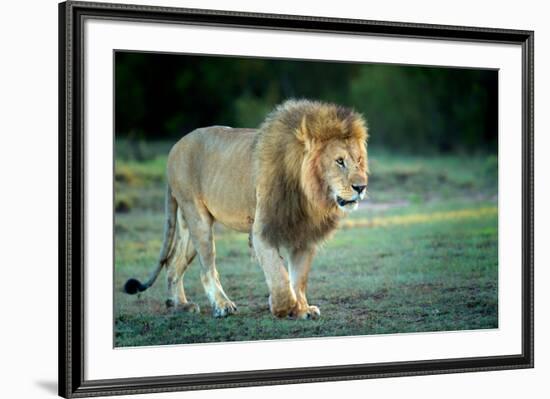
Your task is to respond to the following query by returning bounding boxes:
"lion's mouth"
[336,196,358,207]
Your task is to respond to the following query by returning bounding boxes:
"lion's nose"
[352,184,366,194]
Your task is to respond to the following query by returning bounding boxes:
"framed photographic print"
[59,1,534,397]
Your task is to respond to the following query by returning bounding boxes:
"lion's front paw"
[269,294,297,318]
[213,301,238,318]
[290,305,321,320]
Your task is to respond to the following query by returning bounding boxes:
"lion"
[124,99,369,319]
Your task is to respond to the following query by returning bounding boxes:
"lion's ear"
[349,115,368,142]
[296,116,314,151]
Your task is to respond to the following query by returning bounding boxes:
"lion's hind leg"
[177,201,237,318]
[165,209,200,313]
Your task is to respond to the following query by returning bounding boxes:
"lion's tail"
[123,185,178,295]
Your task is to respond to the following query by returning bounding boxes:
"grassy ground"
[114,140,498,347]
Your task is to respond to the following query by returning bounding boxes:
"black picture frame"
[59,1,534,397]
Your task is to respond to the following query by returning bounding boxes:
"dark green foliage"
[115,52,497,153]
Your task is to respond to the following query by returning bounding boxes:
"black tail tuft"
[124,278,146,295]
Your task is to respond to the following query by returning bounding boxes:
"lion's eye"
[336,158,345,167]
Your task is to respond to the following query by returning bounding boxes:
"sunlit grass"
[115,205,498,347]
[114,144,498,347]
[341,206,497,229]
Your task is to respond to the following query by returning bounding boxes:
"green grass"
[114,142,498,347]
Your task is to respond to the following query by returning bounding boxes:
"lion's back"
[167,126,259,232]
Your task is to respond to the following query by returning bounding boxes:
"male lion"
[124,99,369,319]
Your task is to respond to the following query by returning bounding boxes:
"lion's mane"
[254,99,367,251]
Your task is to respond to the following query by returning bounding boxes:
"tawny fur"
[124,99,369,319]
[254,100,368,250]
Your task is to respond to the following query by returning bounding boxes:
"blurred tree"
[115,52,497,153]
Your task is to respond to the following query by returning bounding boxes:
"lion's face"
[315,139,368,212]
[259,100,369,249]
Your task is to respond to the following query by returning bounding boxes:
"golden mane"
[254,99,368,250]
